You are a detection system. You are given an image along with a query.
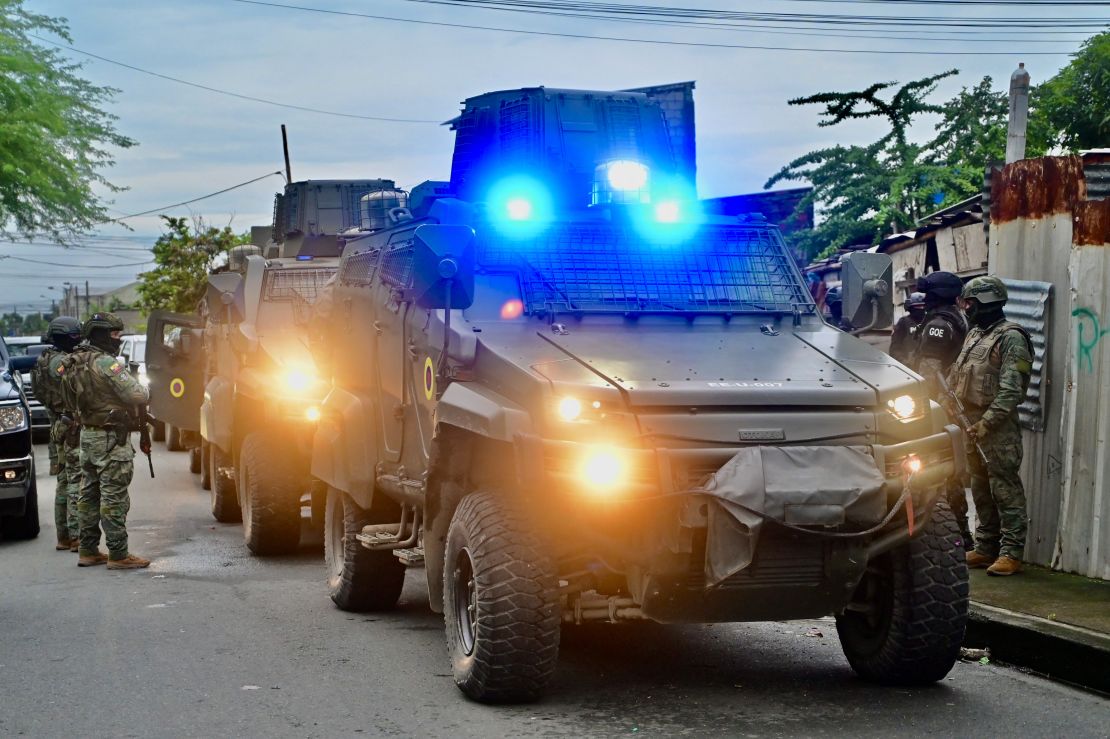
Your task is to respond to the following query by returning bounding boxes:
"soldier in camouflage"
[946,276,1034,577]
[30,317,84,550]
[910,271,972,547]
[63,313,152,569]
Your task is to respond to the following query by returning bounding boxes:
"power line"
[0,255,154,269]
[97,171,286,224]
[28,35,443,124]
[229,0,1085,55]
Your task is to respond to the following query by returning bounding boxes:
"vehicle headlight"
[304,406,321,422]
[580,447,627,491]
[887,394,920,422]
[0,403,27,433]
[283,369,315,393]
[557,397,583,422]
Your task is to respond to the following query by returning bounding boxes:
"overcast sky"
[1,0,1101,313]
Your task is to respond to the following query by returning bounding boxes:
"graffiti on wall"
[1072,307,1110,373]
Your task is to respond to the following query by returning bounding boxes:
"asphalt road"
[2,443,1108,739]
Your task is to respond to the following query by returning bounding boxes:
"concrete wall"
[989,155,1110,579]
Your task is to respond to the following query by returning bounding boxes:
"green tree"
[0,1,136,242]
[766,71,965,260]
[1035,31,1110,151]
[137,216,250,315]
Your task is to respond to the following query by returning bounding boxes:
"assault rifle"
[936,372,989,467]
[138,407,155,478]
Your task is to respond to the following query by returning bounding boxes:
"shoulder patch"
[109,362,123,375]
[56,365,65,375]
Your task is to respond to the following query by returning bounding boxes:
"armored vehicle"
[147,179,396,554]
[313,87,969,702]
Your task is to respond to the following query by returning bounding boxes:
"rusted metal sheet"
[1002,279,1051,432]
[991,156,1086,224]
[1074,198,1110,246]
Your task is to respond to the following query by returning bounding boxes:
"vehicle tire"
[200,441,212,491]
[165,424,184,452]
[152,422,166,442]
[443,492,560,703]
[0,477,40,540]
[209,442,240,523]
[189,447,202,474]
[836,498,969,685]
[325,488,405,612]
[239,431,301,555]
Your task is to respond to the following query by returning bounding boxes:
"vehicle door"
[373,233,414,464]
[145,310,205,433]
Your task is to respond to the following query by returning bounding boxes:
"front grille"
[263,267,336,303]
[0,424,32,461]
[689,528,826,590]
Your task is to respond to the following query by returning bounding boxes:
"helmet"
[961,275,1008,305]
[82,312,125,338]
[906,292,926,310]
[47,316,82,340]
[916,271,963,301]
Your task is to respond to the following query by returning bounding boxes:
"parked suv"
[0,335,39,540]
[4,336,51,441]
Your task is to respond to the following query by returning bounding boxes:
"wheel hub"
[454,547,477,656]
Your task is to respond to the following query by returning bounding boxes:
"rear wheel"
[325,488,405,612]
[200,442,212,491]
[165,424,184,452]
[189,447,202,474]
[1,478,40,540]
[836,499,969,685]
[239,431,301,555]
[209,443,240,523]
[443,492,560,703]
[151,422,165,442]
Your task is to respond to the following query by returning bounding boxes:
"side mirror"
[841,252,894,332]
[8,355,36,373]
[410,224,476,310]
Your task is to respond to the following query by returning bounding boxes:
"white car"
[119,335,149,387]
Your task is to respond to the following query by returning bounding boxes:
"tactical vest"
[952,319,1033,409]
[30,347,63,413]
[63,347,131,426]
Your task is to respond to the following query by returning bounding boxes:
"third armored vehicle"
[312,87,970,702]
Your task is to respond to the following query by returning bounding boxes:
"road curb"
[965,600,1110,694]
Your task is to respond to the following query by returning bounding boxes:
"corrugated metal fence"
[989,154,1110,580]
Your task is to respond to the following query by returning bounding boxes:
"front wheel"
[443,492,560,703]
[189,446,202,474]
[165,424,184,452]
[325,488,405,612]
[209,442,240,523]
[199,442,212,491]
[836,498,969,685]
[239,431,301,555]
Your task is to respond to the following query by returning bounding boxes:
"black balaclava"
[88,328,122,355]
[964,299,1006,330]
[54,332,82,353]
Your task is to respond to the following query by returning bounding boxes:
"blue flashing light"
[506,197,533,221]
[654,201,681,224]
[487,175,553,238]
[606,161,649,192]
[296,255,314,261]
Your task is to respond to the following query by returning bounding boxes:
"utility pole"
[1006,62,1031,164]
[84,280,90,319]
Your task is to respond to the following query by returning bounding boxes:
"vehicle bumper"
[0,453,34,516]
[517,425,966,623]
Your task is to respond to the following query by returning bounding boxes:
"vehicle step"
[355,531,402,546]
[394,547,425,567]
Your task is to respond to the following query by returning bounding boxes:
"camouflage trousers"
[46,409,59,467]
[78,427,135,559]
[50,418,71,542]
[63,437,82,543]
[945,480,973,550]
[967,416,1028,560]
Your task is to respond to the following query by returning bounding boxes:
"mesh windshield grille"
[340,250,381,287]
[263,267,336,303]
[479,223,811,313]
[380,243,414,287]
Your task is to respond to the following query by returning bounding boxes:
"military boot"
[965,550,995,569]
[987,556,1022,577]
[69,540,79,552]
[78,552,109,567]
[55,539,72,551]
[107,554,151,570]
[49,461,61,476]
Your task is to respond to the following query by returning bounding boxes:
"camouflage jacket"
[948,319,1033,433]
[61,344,150,427]
[30,347,65,413]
